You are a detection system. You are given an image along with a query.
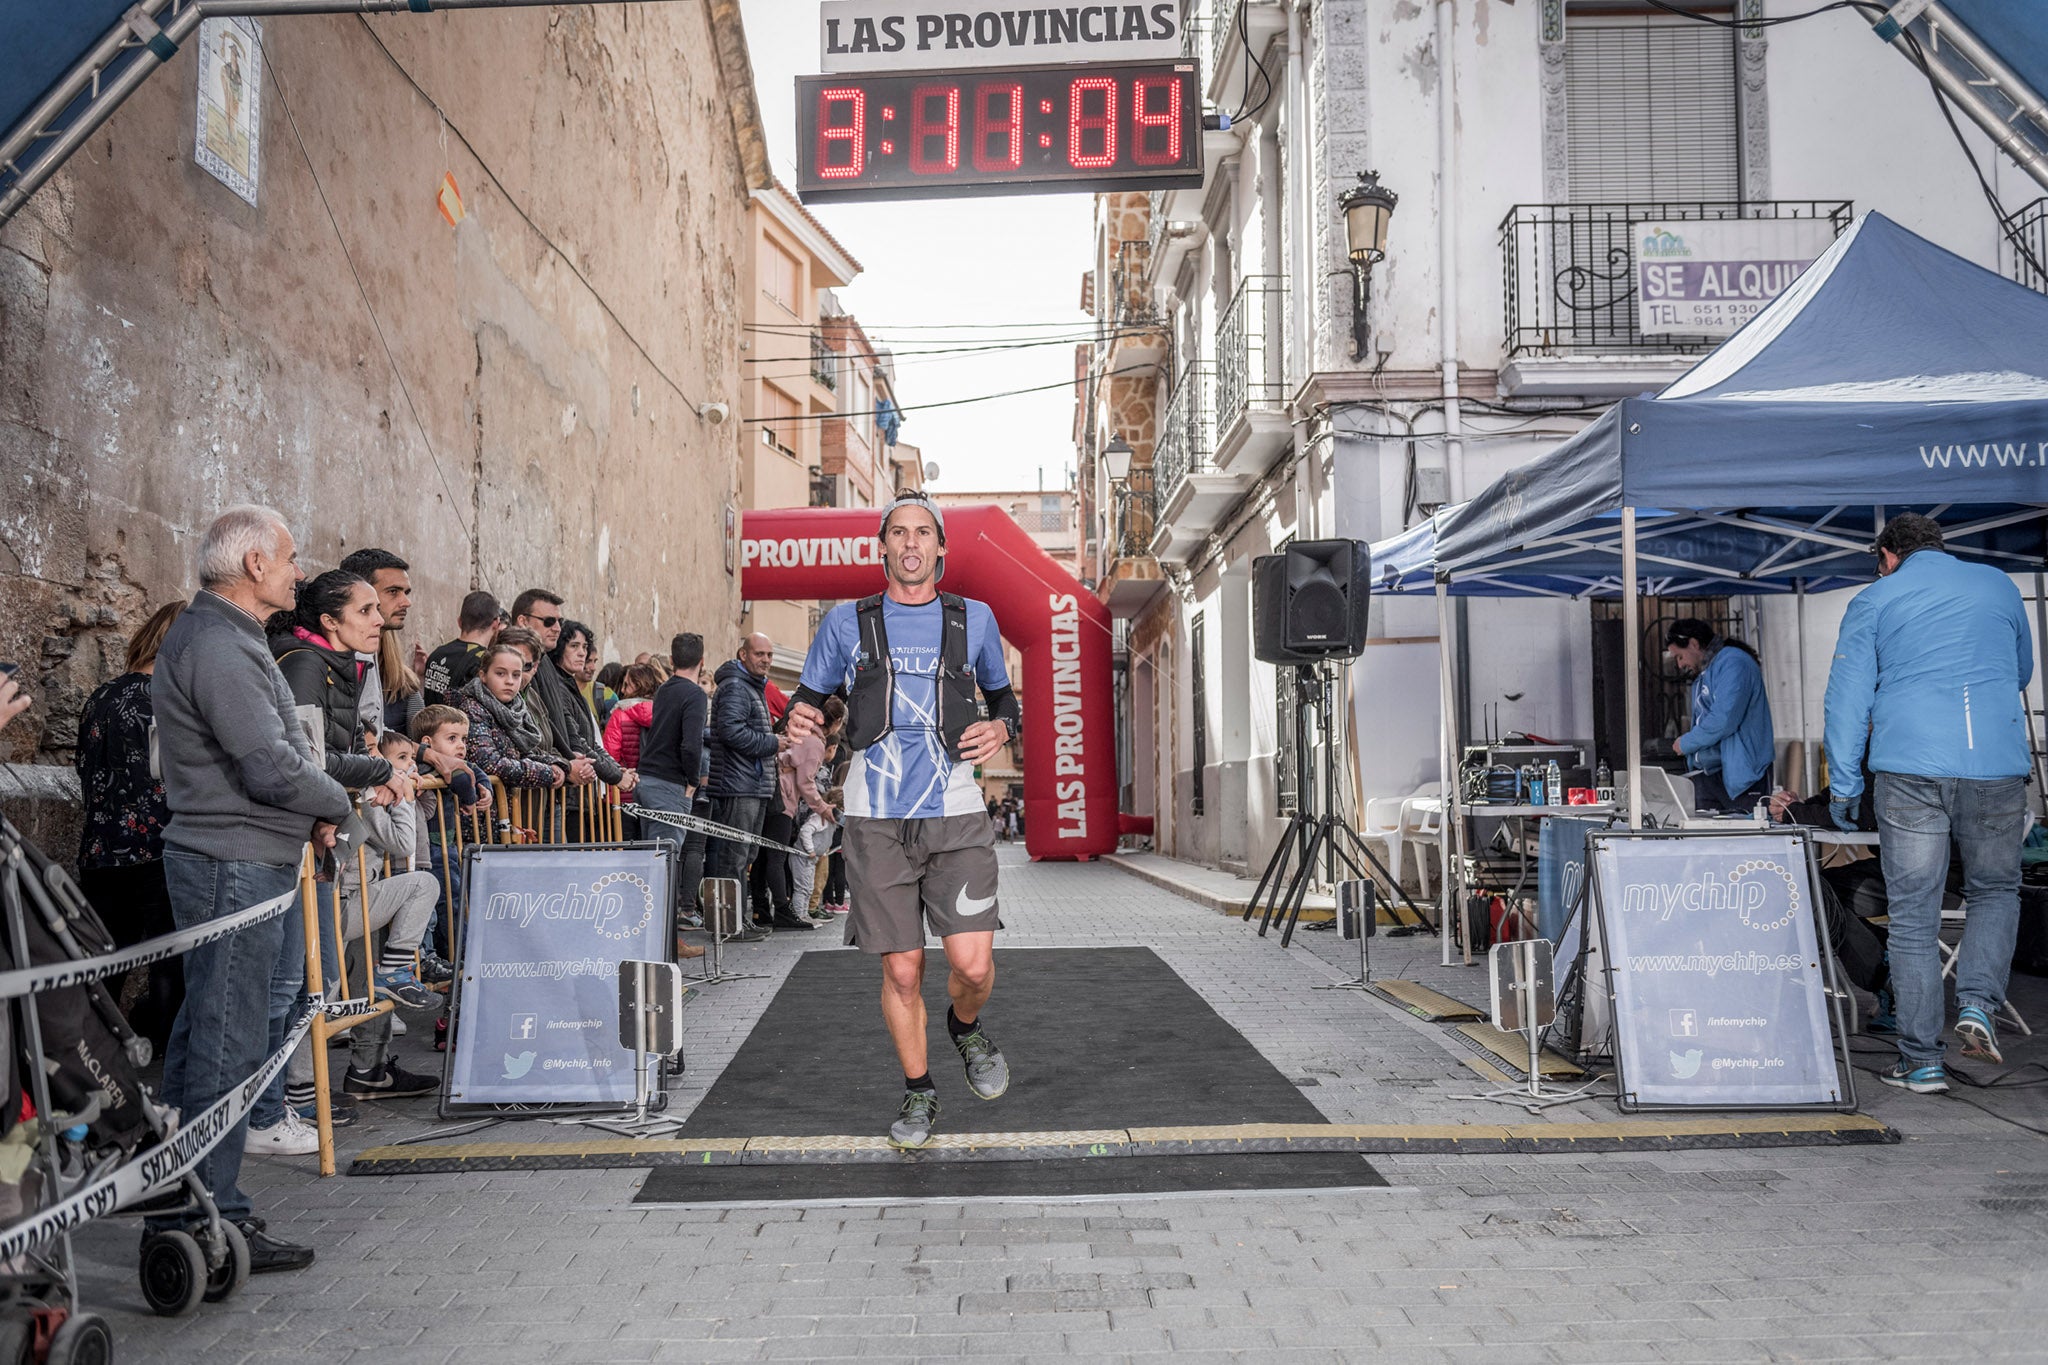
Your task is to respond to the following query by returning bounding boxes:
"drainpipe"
[1285,0,1315,536]
[1435,0,1465,501]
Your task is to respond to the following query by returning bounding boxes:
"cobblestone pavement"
[68,847,2048,1362]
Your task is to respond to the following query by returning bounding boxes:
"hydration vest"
[845,593,982,756]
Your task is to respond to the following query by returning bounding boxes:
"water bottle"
[1519,763,1537,804]
[1525,764,1543,807]
[1547,760,1564,806]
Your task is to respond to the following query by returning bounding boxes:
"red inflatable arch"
[739,506,1139,861]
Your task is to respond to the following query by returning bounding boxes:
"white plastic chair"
[1400,783,1444,897]
[1358,796,1411,894]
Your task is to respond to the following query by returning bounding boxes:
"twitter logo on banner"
[502,1051,536,1080]
[1669,1049,1703,1079]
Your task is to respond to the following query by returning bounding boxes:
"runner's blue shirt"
[800,595,1008,820]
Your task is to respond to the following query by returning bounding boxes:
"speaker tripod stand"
[1242,662,1436,947]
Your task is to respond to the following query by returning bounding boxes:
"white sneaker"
[244,1110,320,1156]
[390,1015,408,1036]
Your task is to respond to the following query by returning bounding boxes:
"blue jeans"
[154,851,299,1227]
[637,776,692,911]
[248,881,309,1132]
[1873,772,2030,1067]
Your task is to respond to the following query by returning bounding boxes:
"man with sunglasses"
[1824,513,2035,1095]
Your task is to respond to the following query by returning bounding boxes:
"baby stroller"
[0,815,255,1358]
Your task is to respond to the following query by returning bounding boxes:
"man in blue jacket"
[1663,620,1774,814]
[705,632,796,934]
[1824,513,2035,1093]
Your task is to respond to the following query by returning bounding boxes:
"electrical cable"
[1640,0,1880,30]
[259,29,471,541]
[1229,0,1276,124]
[742,364,1152,423]
[353,18,709,415]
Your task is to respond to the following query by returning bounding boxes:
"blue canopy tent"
[1433,210,2048,830]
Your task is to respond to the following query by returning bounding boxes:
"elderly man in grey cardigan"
[149,504,349,1275]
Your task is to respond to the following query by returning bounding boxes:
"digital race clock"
[795,60,1202,202]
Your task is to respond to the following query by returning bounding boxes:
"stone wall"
[0,4,764,766]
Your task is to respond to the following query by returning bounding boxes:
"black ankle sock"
[946,1006,979,1040]
[905,1072,935,1093]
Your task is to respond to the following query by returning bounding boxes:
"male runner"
[785,491,1022,1149]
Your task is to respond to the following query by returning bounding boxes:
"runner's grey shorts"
[842,813,1003,954]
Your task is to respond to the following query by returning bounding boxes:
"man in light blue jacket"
[1664,619,1774,814]
[1824,513,2035,1094]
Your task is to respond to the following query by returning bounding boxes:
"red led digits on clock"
[909,83,960,174]
[972,81,1023,173]
[1067,77,1117,169]
[1130,75,1182,166]
[816,87,865,178]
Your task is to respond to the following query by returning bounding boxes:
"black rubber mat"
[677,946,1329,1138]
[633,1151,1387,1203]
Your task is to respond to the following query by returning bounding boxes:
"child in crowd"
[410,705,489,971]
[604,663,665,841]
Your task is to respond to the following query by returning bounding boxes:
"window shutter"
[1565,17,1738,203]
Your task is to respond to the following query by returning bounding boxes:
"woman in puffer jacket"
[267,570,396,797]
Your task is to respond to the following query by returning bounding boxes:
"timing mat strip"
[1452,1022,1588,1079]
[1370,980,1486,1021]
[348,1113,1897,1174]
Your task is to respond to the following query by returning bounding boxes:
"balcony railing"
[1215,274,1286,429]
[1499,201,1852,357]
[2004,198,2048,296]
[809,331,837,390]
[1112,465,1157,559]
[1154,360,1215,512]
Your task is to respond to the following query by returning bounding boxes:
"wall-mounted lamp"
[1337,170,1398,362]
[1102,433,1134,484]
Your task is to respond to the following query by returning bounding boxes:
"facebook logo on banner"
[511,1013,537,1041]
[1670,1009,1699,1038]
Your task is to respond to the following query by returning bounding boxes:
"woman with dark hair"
[262,570,437,1148]
[532,619,628,840]
[594,660,626,727]
[75,599,188,1052]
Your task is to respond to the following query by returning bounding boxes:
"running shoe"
[1878,1061,1950,1094]
[417,950,456,985]
[1868,984,1897,1034]
[373,964,435,1010]
[952,1022,1010,1100]
[344,1057,439,1099]
[244,1110,320,1155]
[292,1095,358,1128]
[889,1088,940,1150]
[1956,1006,2003,1064]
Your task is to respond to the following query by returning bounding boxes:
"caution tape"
[0,999,319,1263]
[619,804,813,857]
[0,885,301,1003]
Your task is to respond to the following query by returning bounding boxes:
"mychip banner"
[1590,829,1851,1112]
[445,843,676,1111]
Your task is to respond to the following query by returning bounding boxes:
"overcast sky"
[738,0,1095,493]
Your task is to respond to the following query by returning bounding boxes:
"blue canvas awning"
[1439,212,2048,588]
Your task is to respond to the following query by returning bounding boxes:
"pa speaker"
[1252,539,1371,664]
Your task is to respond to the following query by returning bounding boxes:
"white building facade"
[1078,0,2046,875]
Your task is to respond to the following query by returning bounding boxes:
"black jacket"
[530,656,625,785]
[271,634,394,792]
[640,674,707,787]
[706,659,777,799]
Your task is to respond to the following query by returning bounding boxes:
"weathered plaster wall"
[0,4,758,764]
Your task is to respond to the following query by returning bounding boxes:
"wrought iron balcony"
[1154,360,1215,513]
[809,331,837,390]
[1499,201,1852,358]
[2004,198,2048,296]
[1111,465,1157,559]
[1215,274,1286,433]
[1111,239,1160,327]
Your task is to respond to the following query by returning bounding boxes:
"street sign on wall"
[796,60,1202,202]
[820,0,1184,71]
[1631,218,1837,336]
[1589,828,1851,1112]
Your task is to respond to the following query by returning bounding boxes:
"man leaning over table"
[1823,513,2034,1095]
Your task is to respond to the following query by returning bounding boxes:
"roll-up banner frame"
[1589,827,1856,1113]
[441,842,679,1116]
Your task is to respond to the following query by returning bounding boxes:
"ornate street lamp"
[1337,170,1398,361]
[1101,433,1134,484]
